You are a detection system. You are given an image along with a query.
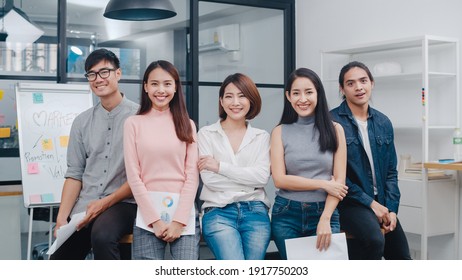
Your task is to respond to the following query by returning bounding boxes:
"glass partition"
[0,0,58,77]
[66,0,191,81]
[198,2,284,85]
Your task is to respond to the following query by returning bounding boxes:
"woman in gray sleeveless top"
[270,68,348,259]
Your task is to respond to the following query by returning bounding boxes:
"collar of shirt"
[97,94,129,116]
[204,120,265,153]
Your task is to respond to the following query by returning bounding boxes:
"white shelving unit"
[321,35,460,259]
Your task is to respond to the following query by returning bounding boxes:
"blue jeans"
[202,201,271,260]
[271,195,340,260]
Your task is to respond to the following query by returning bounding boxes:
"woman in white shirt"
[197,73,271,260]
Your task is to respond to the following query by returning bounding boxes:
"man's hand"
[76,197,112,230]
[382,212,397,234]
[54,218,68,238]
[370,200,390,225]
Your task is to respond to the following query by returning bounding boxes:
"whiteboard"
[16,83,93,207]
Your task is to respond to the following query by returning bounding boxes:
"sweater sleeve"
[172,120,199,225]
[123,117,160,226]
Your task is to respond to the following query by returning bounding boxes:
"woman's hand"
[316,218,332,251]
[322,177,348,200]
[162,221,185,242]
[150,220,168,239]
[198,155,220,173]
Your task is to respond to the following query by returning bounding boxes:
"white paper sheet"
[136,191,196,235]
[285,232,349,260]
[46,211,86,255]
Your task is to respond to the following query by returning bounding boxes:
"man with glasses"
[50,48,139,260]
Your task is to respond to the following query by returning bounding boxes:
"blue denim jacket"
[330,101,400,214]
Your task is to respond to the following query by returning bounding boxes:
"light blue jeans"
[202,201,271,260]
[271,195,340,260]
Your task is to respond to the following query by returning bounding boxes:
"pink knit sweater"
[123,108,198,226]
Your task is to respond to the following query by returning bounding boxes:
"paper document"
[46,211,86,255]
[136,191,196,235]
[285,232,348,260]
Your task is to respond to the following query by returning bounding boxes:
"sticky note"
[27,162,39,174]
[0,127,10,138]
[29,194,42,204]
[0,89,4,100]
[0,114,5,125]
[41,193,54,203]
[33,92,44,104]
[42,139,53,150]
[59,135,69,147]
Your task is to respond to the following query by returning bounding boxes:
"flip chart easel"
[15,82,93,259]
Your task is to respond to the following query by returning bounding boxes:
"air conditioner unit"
[199,24,239,53]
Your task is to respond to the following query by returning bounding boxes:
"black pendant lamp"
[0,0,8,41]
[104,0,177,21]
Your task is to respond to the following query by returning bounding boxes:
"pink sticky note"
[29,194,42,204]
[28,162,39,174]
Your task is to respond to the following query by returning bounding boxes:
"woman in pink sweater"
[123,60,199,260]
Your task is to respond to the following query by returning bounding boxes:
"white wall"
[296,0,462,72]
[296,0,462,259]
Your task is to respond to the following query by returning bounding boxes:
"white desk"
[422,162,462,259]
[0,185,22,260]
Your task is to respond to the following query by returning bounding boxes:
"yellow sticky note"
[0,90,4,100]
[59,135,69,147]
[0,127,11,138]
[42,139,53,151]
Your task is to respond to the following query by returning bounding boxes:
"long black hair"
[138,60,194,144]
[279,68,337,153]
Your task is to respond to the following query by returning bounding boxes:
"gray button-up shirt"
[65,95,139,215]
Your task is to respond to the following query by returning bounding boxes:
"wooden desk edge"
[0,185,23,197]
[424,162,462,171]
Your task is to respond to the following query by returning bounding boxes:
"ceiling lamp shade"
[4,7,44,52]
[103,0,177,21]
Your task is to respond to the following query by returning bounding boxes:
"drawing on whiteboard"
[16,83,93,207]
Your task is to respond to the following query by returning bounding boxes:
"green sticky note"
[33,92,44,104]
[41,193,54,203]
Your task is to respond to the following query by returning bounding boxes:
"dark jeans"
[271,196,340,260]
[339,201,411,260]
[50,202,136,260]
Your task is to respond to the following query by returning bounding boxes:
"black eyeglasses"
[84,68,116,81]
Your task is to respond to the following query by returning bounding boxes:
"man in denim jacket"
[330,61,411,260]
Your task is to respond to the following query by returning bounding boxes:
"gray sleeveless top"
[277,115,332,202]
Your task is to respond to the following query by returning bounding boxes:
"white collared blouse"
[198,120,271,210]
